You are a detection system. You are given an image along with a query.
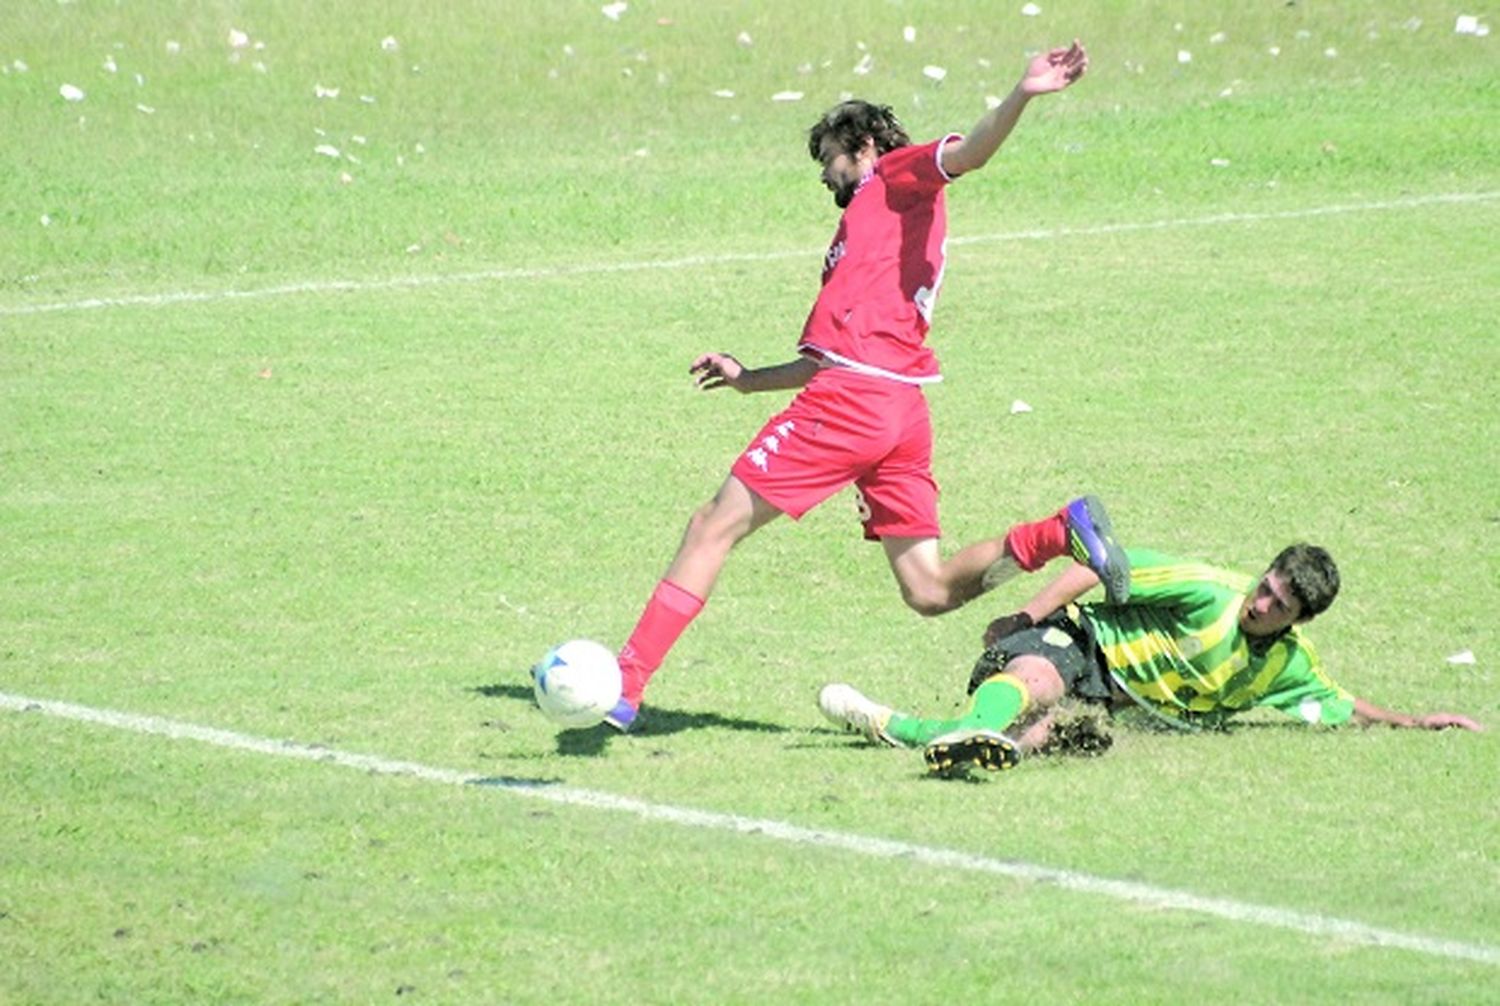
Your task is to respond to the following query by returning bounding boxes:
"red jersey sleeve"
[874,135,958,205]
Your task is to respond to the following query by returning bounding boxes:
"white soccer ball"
[531,639,622,728]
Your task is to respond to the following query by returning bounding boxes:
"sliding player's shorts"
[966,607,1115,703]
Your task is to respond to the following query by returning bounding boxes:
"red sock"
[617,579,705,706]
[1003,507,1069,572]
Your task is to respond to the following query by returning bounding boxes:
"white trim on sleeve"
[935,132,963,181]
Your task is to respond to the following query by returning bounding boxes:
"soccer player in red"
[608,42,1094,732]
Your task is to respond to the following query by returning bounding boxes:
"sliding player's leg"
[819,655,1064,749]
[920,656,1065,776]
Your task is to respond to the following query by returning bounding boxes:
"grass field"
[3,1,1498,1002]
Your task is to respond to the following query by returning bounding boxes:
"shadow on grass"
[782,727,886,751]
[469,682,790,757]
[468,774,566,790]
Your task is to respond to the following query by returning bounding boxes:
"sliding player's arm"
[984,563,1099,646]
[981,548,1226,648]
[1351,697,1485,731]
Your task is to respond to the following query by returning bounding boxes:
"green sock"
[887,674,1029,746]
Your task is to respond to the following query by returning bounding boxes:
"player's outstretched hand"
[983,611,1035,648]
[1416,712,1486,732]
[1020,39,1088,95]
[691,352,747,392]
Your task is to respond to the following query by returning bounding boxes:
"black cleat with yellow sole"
[923,728,1022,778]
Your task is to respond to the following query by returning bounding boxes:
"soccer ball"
[531,639,622,728]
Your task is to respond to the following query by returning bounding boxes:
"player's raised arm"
[1351,697,1486,731]
[941,40,1088,178]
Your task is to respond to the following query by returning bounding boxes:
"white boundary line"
[3,190,1496,319]
[3,689,1497,967]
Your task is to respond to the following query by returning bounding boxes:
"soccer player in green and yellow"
[819,536,1484,776]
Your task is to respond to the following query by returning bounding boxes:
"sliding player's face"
[1239,570,1303,636]
[818,135,876,208]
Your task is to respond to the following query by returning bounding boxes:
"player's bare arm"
[690,353,820,394]
[983,562,1101,646]
[941,40,1088,177]
[1351,698,1485,732]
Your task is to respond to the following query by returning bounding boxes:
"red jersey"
[798,135,958,383]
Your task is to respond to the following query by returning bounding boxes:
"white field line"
[2,190,1496,319]
[3,690,1498,968]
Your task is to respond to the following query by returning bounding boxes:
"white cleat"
[818,683,903,748]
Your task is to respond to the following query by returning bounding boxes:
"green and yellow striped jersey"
[1078,548,1355,730]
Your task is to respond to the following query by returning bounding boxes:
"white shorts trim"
[799,344,943,385]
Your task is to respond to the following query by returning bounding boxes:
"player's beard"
[833,180,857,208]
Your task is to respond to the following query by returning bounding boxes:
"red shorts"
[729,367,939,540]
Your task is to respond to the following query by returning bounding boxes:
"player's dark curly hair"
[1270,543,1340,619]
[808,100,911,161]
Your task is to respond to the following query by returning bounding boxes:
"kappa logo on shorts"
[746,421,797,472]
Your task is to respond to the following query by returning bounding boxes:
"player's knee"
[682,503,722,549]
[899,581,958,618]
[683,498,746,552]
[1007,657,1066,705]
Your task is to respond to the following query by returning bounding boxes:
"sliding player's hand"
[983,610,1034,648]
[1416,712,1486,732]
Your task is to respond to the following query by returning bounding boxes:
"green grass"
[3,1,1499,1002]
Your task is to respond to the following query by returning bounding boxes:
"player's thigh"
[693,475,783,543]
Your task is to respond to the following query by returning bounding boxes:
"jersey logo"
[824,239,847,276]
